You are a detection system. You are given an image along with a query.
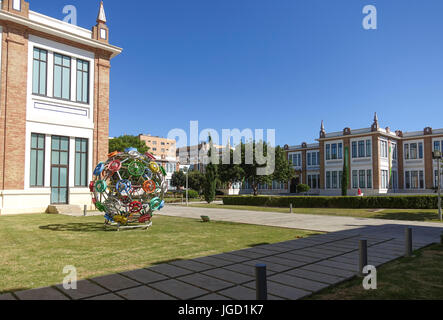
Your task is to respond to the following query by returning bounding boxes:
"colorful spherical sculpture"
[91,148,166,229]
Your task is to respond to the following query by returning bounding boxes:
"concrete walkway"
[159,205,443,233]
[2,206,442,300]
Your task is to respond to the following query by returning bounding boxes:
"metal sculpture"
[90,148,166,230]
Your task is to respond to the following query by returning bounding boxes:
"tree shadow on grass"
[39,222,114,232]
[375,211,440,222]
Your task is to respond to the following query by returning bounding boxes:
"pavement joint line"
[51,284,75,300]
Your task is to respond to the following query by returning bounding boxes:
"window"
[289,153,301,167]
[435,170,443,188]
[53,53,71,100]
[352,170,358,189]
[76,59,89,103]
[326,172,331,189]
[434,141,441,152]
[13,0,21,11]
[32,48,48,96]
[359,170,366,189]
[338,143,343,159]
[332,171,338,189]
[307,153,311,166]
[326,145,331,160]
[75,138,88,187]
[405,170,424,189]
[392,171,398,189]
[381,170,389,189]
[307,174,320,189]
[352,142,357,158]
[380,140,388,158]
[392,143,397,160]
[358,141,365,158]
[30,133,45,187]
[331,144,337,160]
[405,142,423,160]
[161,142,165,145]
[367,170,372,188]
[366,140,372,157]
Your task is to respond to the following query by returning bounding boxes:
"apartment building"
[138,134,179,189]
[0,1,122,214]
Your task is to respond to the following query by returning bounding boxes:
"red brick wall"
[0,23,28,190]
[93,51,111,167]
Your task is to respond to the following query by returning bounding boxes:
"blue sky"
[33,0,443,146]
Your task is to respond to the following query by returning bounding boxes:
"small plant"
[187,189,200,199]
[297,184,310,194]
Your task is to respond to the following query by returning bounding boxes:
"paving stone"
[148,263,194,277]
[55,279,109,300]
[210,253,250,263]
[91,274,140,292]
[117,285,176,300]
[259,256,307,268]
[203,268,254,284]
[300,264,357,279]
[268,273,329,292]
[246,247,281,256]
[317,260,358,272]
[244,281,311,300]
[253,244,290,253]
[217,286,258,300]
[149,279,209,300]
[86,293,125,300]
[169,260,214,272]
[0,293,16,300]
[292,250,330,259]
[121,268,168,284]
[194,293,231,300]
[285,269,346,285]
[229,250,266,259]
[192,256,233,267]
[242,260,293,272]
[223,264,275,277]
[177,273,234,291]
[275,252,321,264]
[300,249,341,258]
[15,287,69,300]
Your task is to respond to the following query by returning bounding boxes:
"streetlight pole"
[433,151,442,221]
[186,167,189,207]
[438,156,442,221]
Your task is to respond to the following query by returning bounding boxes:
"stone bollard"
[405,227,413,257]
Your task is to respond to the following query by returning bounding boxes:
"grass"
[0,213,318,294]
[188,203,443,223]
[307,243,443,300]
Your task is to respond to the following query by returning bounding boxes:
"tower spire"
[97,1,107,24]
[320,120,326,139]
[371,112,379,131]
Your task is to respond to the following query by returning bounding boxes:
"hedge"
[223,195,438,209]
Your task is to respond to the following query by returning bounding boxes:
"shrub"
[223,195,438,209]
[296,184,310,194]
[187,189,200,199]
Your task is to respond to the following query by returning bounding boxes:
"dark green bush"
[187,189,200,199]
[296,184,310,194]
[223,195,438,209]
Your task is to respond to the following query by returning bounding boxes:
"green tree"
[109,135,150,154]
[188,171,206,194]
[203,136,217,203]
[171,170,186,189]
[236,142,294,196]
[218,148,245,190]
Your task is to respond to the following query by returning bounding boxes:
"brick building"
[281,114,443,196]
[0,1,122,214]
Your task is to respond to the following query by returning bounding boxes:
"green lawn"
[189,203,443,222]
[0,214,318,294]
[307,243,443,300]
